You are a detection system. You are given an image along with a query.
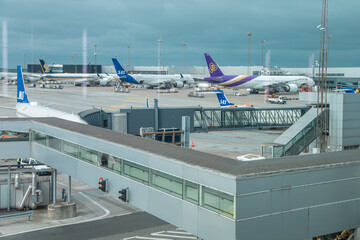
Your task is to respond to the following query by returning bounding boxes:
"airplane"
[204,53,315,94]
[213,90,253,108]
[14,65,87,124]
[1,71,40,84]
[112,58,195,88]
[39,59,114,86]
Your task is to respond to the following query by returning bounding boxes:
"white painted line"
[123,237,172,240]
[151,231,198,239]
[166,231,193,235]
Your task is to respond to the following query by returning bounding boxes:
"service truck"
[267,96,287,104]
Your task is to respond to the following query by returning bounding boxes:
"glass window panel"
[202,186,234,218]
[0,130,29,142]
[63,141,79,158]
[151,170,182,198]
[123,161,149,184]
[79,146,99,165]
[110,156,122,173]
[47,135,61,151]
[34,131,47,146]
[184,181,199,204]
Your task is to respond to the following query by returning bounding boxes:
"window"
[63,141,79,158]
[151,170,183,198]
[47,135,61,151]
[202,186,234,218]
[79,146,99,165]
[34,131,47,146]
[123,161,149,184]
[184,181,199,204]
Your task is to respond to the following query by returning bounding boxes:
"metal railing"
[262,109,328,158]
[0,210,34,221]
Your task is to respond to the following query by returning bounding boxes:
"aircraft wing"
[0,106,16,110]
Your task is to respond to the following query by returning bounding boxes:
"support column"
[68,176,71,203]
[52,169,57,204]
[7,166,10,211]
[154,99,159,131]
[182,116,190,148]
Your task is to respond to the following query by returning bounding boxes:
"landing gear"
[250,89,259,94]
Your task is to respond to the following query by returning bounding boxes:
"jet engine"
[283,84,298,92]
[99,79,110,86]
[172,81,184,88]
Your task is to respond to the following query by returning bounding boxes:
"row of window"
[30,130,235,218]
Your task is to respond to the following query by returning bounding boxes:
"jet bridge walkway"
[262,107,328,158]
[79,106,310,134]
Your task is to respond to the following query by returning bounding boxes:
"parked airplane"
[1,71,40,83]
[15,65,87,124]
[214,90,253,108]
[39,59,114,86]
[204,53,315,94]
[112,58,194,88]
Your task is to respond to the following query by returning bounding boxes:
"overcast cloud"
[1,0,359,68]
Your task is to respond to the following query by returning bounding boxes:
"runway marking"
[110,104,127,108]
[123,230,197,240]
[124,99,146,103]
[151,231,197,239]
[123,237,172,240]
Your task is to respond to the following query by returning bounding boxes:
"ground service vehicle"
[21,158,52,176]
[267,96,287,104]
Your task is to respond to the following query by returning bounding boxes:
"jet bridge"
[1,118,360,240]
[79,106,310,134]
[262,108,328,158]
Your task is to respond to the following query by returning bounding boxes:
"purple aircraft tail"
[204,53,224,77]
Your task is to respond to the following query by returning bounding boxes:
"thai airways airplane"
[204,53,315,94]
[15,66,87,124]
[39,59,114,86]
[112,58,195,88]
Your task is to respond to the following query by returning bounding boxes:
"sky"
[1,0,360,69]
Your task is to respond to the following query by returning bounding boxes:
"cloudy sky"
[1,0,359,69]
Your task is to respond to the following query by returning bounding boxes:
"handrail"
[0,210,34,221]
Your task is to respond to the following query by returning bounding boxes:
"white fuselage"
[16,102,87,124]
[215,75,314,90]
[131,74,195,87]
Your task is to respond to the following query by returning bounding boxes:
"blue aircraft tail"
[17,66,30,103]
[205,53,224,77]
[38,59,53,74]
[214,90,234,107]
[111,58,139,84]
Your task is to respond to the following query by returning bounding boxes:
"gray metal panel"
[111,113,127,133]
[0,185,7,208]
[197,207,236,240]
[0,142,30,159]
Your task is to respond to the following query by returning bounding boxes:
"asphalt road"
[1,212,170,240]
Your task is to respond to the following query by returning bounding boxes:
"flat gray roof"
[3,117,360,178]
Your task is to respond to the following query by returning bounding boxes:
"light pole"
[260,40,266,67]
[246,32,252,75]
[182,41,187,66]
[158,38,163,75]
[73,53,78,73]
[127,45,130,66]
[93,44,97,74]
[23,53,26,70]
